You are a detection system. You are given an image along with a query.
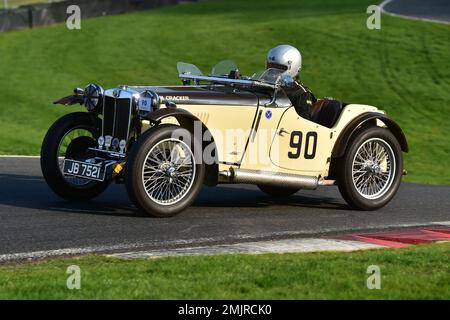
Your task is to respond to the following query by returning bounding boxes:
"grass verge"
[0,242,448,299]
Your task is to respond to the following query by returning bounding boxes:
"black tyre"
[40,112,109,201]
[257,185,299,197]
[337,126,403,210]
[125,124,205,217]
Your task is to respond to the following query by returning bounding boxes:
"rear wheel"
[125,125,205,217]
[337,126,403,210]
[40,112,110,201]
[257,185,299,197]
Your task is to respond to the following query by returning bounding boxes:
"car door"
[269,106,333,175]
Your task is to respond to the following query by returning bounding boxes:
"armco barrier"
[0,0,184,32]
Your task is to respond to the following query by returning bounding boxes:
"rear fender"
[332,112,409,159]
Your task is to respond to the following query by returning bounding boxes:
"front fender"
[332,112,409,158]
[53,95,84,106]
[145,107,219,186]
[145,107,199,124]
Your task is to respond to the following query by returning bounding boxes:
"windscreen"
[177,62,203,76]
[177,61,283,87]
[251,68,284,84]
[210,60,238,77]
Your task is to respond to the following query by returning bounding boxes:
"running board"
[219,168,319,190]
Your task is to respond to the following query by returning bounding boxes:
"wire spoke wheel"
[351,138,396,200]
[41,112,110,201]
[142,138,196,206]
[57,126,94,187]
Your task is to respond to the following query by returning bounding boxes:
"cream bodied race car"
[41,60,408,217]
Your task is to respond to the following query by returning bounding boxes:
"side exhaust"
[219,168,319,190]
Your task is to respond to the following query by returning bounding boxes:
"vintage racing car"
[41,60,408,217]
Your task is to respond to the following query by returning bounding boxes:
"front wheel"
[41,112,110,201]
[125,125,205,217]
[337,126,403,210]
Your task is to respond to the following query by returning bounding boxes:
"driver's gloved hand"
[284,82,314,120]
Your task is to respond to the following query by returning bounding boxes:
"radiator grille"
[102,95,133,149]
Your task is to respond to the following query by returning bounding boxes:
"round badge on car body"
[112,89,121,98]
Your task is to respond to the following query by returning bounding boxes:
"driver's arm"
[285,82,315,120]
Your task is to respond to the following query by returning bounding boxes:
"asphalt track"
[0,157,449,261]
[1,1,450,261]
[381,0,450,23]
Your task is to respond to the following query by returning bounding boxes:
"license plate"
[63,159,105,182]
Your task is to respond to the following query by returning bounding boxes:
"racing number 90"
[288,131,317,159]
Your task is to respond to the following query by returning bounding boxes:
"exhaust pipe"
[219,168,319,190]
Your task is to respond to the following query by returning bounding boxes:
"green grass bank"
[0,0,449,184]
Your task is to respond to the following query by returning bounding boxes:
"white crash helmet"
[266,45,302,78]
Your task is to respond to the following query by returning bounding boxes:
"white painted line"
[0,155,40,158]
[0,247,100,263]
[0,241,176,263]
[379,0,450,25]
[0,235,288,263]
[0,221,446,262]
[0,239,217,263]
[0,236,378,263]
[109,238,385,259]
[431,221,450,226]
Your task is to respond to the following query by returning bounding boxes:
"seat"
[310,98,343,128]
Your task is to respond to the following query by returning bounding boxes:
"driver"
[266,45,316,120]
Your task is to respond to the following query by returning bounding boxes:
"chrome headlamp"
[84,83,104,111]
[137,90,160,117]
